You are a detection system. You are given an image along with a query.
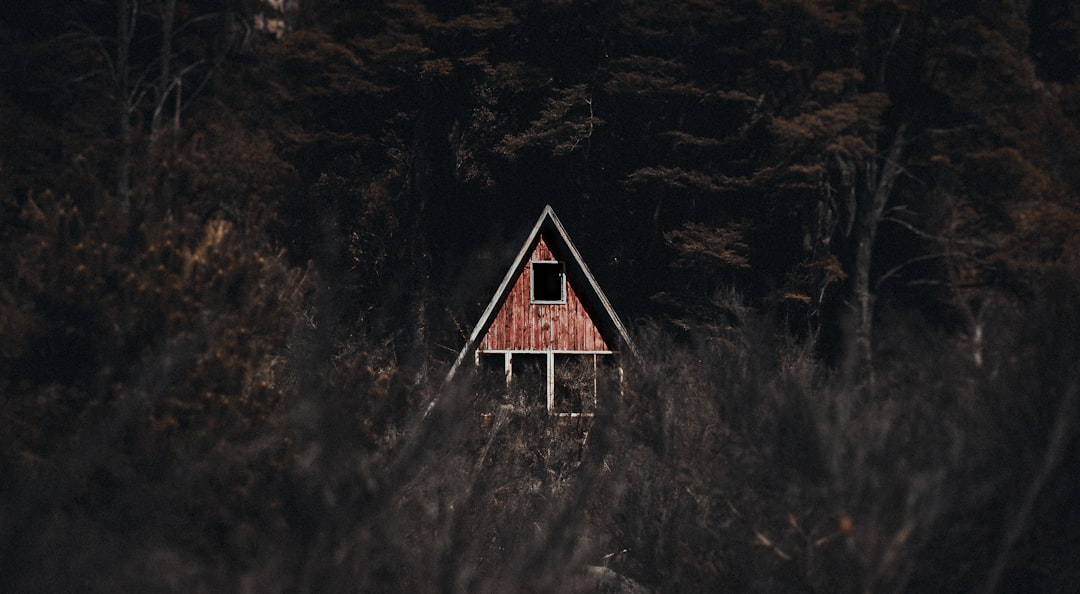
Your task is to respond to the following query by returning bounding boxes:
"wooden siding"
[480,236,610,352]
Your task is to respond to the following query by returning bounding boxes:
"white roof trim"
[445,205,637,383]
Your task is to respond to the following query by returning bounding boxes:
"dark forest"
[2,1,1079,592]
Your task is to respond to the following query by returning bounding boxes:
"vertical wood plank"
[478,232,610,352]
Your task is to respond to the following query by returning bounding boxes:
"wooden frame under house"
[446,205,637,417]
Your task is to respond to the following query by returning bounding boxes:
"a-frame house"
[447,206,636,416]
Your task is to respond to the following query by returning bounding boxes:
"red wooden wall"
[479,236,610,352]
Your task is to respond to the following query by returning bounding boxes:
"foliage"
[2,0,1080,591]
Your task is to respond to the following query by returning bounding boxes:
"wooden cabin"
[446,206,636,416]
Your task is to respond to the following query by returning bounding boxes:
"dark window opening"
[511,354,547,412]
[554,355,597,416]
[531,261,565,303]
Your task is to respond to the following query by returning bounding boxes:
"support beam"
[546,350,555,412]
[592,354,598,410]
[504,352,513,387]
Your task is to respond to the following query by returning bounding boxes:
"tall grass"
[2,194,1077,592]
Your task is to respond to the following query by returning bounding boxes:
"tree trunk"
[150,0,178,142]
[115,0,135,213]
[846,124,907,387]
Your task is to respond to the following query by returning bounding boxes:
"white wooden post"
[592,354,598,411]
[504,352,513,387]
[546,350,555,412]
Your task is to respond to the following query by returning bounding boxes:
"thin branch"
[875,251,977,291]
[881,215,994,248]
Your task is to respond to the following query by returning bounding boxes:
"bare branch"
[875,251,979,291]
[881,215,994,248]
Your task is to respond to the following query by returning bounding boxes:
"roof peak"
[445,205,637,383]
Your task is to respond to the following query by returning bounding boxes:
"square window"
[531,261,565,303]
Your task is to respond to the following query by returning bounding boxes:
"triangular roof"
[446,205,636,382]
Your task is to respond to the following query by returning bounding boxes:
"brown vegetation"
[2,0,1079,591]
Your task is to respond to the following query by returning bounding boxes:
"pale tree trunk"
[845,124,907,387]
[150,0,178,142]
[115,0,136,212]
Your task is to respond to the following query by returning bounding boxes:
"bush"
[2,190,1076,591]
